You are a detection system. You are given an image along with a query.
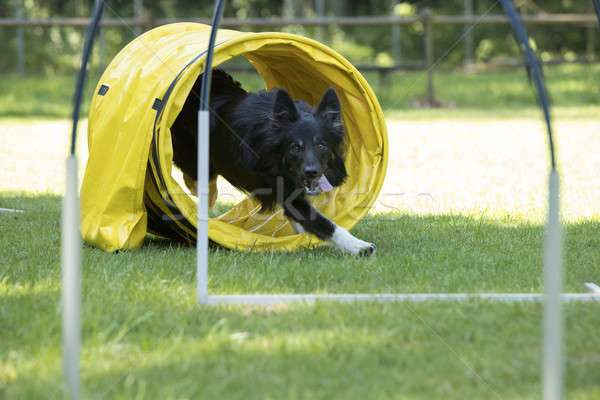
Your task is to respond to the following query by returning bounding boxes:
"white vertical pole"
[62,155,81,400]
[543,169,563,400]
[197,110,210,304]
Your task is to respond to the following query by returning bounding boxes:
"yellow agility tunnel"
[81,23,388,252]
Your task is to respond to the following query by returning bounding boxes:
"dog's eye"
[317,143,328,151]
[290,143,303,152]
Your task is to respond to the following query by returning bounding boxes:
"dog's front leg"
[284,197,376,256]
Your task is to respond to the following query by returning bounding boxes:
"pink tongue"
[318,175,333,192]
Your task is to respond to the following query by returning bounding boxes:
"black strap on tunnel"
[146,40,230,240]
[152,98,162,110]
[144,187,196,243]
[145,163,196,241]
[98,84,109,96]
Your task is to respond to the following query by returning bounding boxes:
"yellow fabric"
[81,23,388,252]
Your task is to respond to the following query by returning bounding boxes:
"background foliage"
[0,0,596,75]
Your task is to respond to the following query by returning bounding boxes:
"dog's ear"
[317,88,346,186]
[315,88,343,131]
[273,90,298,124]
[325,148,348,188]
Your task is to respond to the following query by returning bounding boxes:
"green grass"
[2,63,599,398]
[1,64,599,120]
[0,75,97,119]
[1,194,599,399]
[376,63,600,111]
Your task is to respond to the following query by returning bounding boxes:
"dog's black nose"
[303,166,319,179]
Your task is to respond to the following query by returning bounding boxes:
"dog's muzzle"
[304,178,321,196]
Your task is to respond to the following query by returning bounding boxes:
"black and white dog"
[171,69,375,256]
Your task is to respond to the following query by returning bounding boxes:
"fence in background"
[1,10,597,105]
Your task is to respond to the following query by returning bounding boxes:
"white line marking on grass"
[0,208,24,213]
[204,293,600,306]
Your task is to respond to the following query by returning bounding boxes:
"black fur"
[171,69,348,241]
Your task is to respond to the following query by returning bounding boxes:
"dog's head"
[272,88,348,196]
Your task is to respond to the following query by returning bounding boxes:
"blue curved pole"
[498,0,555,170]
[70,0,105,155]
[199,0,226,111]
[497,1,562,400]
[593,0,600,26]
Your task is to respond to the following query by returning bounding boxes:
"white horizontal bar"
[0,207,24,213]
[206,293,600,306]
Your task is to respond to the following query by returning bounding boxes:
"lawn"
[1,64,599,120]
[1,197,599,399]
[1,65,599,399]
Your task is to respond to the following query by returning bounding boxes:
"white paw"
[331,226,376,256]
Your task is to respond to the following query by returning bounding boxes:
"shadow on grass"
[74,299,598,400]
[1,191,598,398]
[4,297,600,399]
[1,194,599,295]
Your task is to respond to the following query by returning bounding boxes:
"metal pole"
[464,0,474,70]
[422,8,435,106]
[543,169,563,400]
[62,155,81,400]
[63,0,104,396]
[206,293,599,306]
[134,0,143,36]
[197,110,210,304]
[495,3,563,397]
[16,0,24,76]
[197,0,226,305]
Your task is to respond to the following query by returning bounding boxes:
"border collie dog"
[171,69,375,256]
